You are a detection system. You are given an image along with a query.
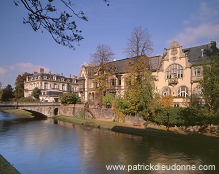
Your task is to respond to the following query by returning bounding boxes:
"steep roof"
[28,73,77,83]
[184,41,219,65]
[83,56,162,76]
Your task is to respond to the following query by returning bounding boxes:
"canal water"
[0,112,218,174]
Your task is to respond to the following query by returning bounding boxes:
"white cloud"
[0,67,8,77]
[168,2,219,48]
[183,2,218,25]
[167,24,219,47]
[0,63,50,87]
[10,63,50,73]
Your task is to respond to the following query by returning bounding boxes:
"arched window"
[166,64,183,79]
[162,87,171,96]
[178,86,188,97]
[193,85,203,97]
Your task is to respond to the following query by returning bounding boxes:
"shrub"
[102,93,115,108]
[31,87,41,99]
[19,97,37,102]
[60,92,82,105]
[149,107,182,126]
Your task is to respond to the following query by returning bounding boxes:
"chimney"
[40,68,44,73]
[208,41,216,48]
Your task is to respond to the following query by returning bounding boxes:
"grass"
[1,109,34,118]
[52,115,188,135]
[0,155,20,174]
[52,115,132,128]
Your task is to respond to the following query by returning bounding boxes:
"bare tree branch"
[125,26,153,57]
[14,0,109,49]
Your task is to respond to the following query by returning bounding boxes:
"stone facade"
[24,68,83,102]
[79,41,219,107]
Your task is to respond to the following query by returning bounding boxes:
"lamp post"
[167,109,170,131]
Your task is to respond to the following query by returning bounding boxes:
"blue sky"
[1,0,219,87]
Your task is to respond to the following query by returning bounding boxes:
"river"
[0,111,218,174]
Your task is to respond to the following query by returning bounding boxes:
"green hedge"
[147,106,219,127]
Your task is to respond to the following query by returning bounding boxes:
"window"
[44,83,48,89]
[62,84,65,90]
[166,64,183,79]
[117,76,122,86]
[174,103,180,107]
[111,79,116,86]
[193,85,203,96]
[178,86,188,97]
[194,68,201,77]
[162,87,171,96]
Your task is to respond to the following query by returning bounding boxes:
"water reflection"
[0,112,218,174]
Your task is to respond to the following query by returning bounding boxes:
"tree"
[201,53,219,111]
[119,57,155,117]
[90,44,115,65]
[60,92,81,105]
[0,89,3,101]
[14,72,32,99]
[90,44,115,103]
[102,93,115,108]
[31,87,41,99]
[1,85,14,101]
[125,26,153,57]
[14,0,110,49]
[0,82,2,101]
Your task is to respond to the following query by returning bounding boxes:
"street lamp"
[167,109,170,131]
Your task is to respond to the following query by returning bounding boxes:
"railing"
[0,102,61,107]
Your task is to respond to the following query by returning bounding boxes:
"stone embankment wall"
[59,104,145,124]
[58,104,219,135]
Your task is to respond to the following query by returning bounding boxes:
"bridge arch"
[54,108,59,115]
[21,109,47,119]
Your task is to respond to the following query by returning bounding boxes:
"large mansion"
[79,41,218,106]
[24,41,218,106]
[24,68,84,102]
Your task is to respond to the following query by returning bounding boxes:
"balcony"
[168,78,178,86]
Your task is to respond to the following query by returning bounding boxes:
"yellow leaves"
[154,95,174,108]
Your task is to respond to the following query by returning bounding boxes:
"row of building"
[24,41,219,106]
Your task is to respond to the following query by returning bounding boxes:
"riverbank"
[0,155,20,174]
[52,115,184,133]
[52,115,219,143]
[1,109,34,118]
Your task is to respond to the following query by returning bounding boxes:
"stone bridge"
[0,102,61,117]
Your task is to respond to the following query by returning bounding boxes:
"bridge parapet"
[0,102,61,106]
[0,102,61,117]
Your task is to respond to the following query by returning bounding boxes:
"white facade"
[24,69,79,102]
